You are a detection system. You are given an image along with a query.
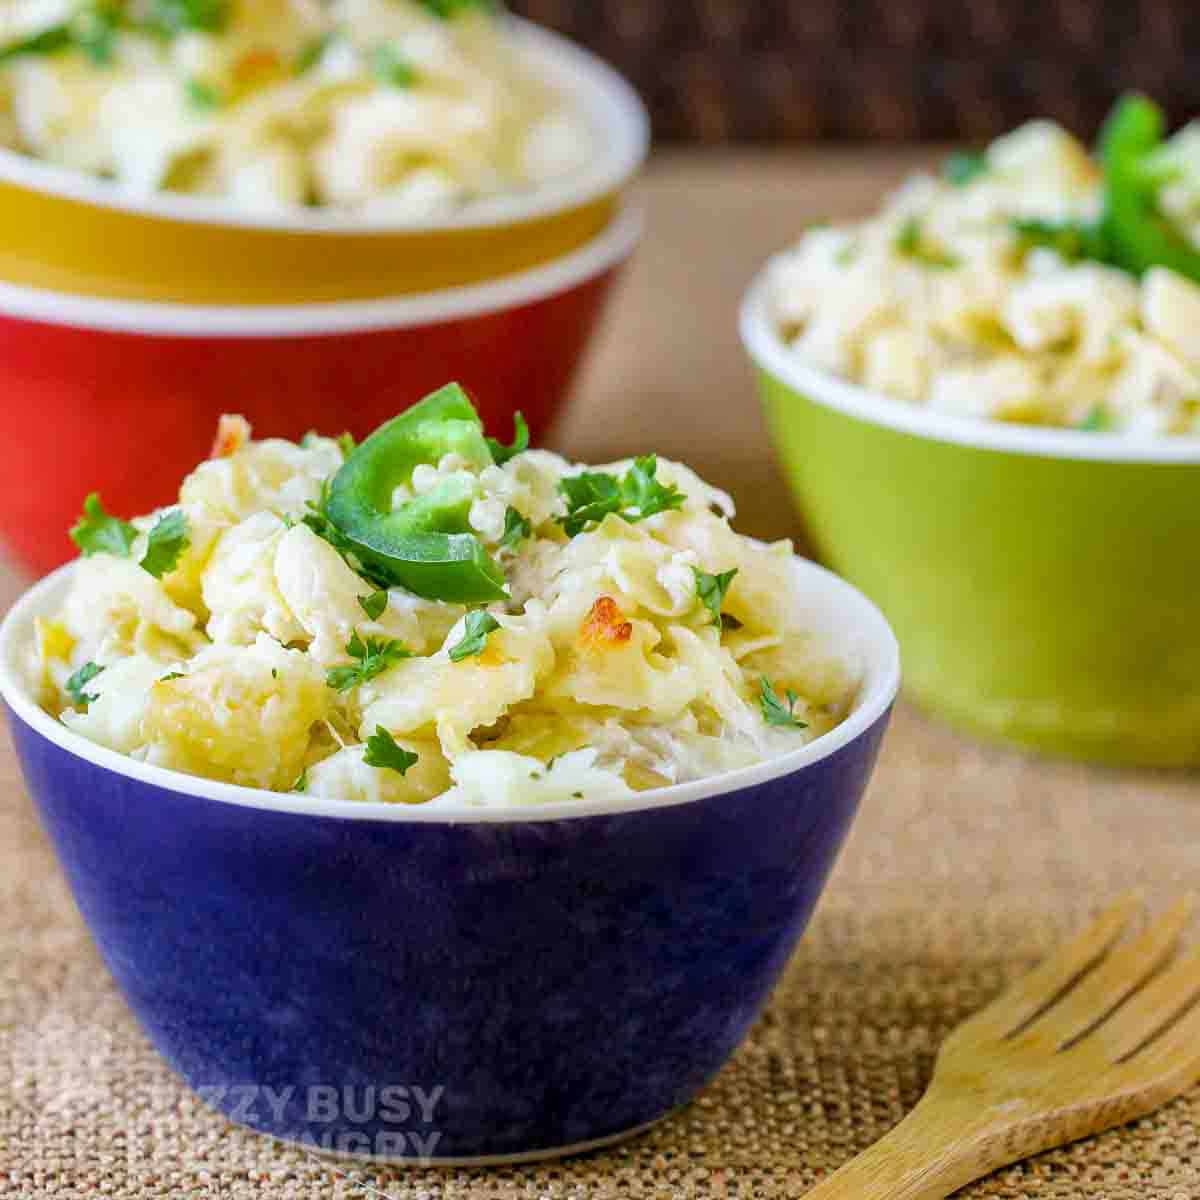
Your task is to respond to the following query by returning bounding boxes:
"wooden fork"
[805,895,1200,1199]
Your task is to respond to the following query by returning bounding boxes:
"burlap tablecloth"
[4,706,1198,1198]
[3,152,1198,1197]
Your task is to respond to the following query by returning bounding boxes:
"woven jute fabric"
[3,703,1198,1199]
[3,148,1199,1200]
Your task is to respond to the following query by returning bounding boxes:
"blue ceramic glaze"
[1,556,898,1163]
[7,703,889,1161]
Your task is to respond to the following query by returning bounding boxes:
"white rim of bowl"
[0,203,643,336]
[0,18,649,235]
[740,264,1200,464]
[0,556,900,826]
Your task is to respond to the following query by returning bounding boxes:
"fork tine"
[1034,895,1194,1049]
[1100,944,1200,1062]
[967,894,1140,1039]
[1122,994,1200,1085]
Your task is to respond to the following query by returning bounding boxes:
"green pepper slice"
[1099,93,1200,283]
[324,384,507,604]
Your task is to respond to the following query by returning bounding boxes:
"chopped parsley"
[0,3,129,67]
[296,30,339,74]
[138,509,190,579]
[149,0,230,36]
[448,611,501,662]
[185,77,222,110]
[758,678,808,730]
[895,218,960,269]
[65,662,105,710]
[943,151,987,187]
[1011,217,1112,265]
[371,43,415,89]
[364,726,419,776]
[0,24,72,65]
[70,495,188,578]
[693,567,738,626]
[70,494,138,559]
[500,506,532,551]
[417,0,496,17]
[1078,404,1111,432]
[834,241,858,266]
[326,633,412,693]
[558,455,686,537]
[292,769,309,794]
[159,671,185,682]
[75,3,121,65]
[486,412,530,466]
[358,590,389,621]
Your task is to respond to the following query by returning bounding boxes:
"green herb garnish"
[337,432,356,459]
[557,471,621,536]
[139,509,190,579]
[1011,217,1112,264]
[76,3,121,65]
[448,611,501,662]
[486,412,529,466]
[326,633,412,693]
[371,43,415,88]
[69,495,187,578]
[296,30,338,74]
[358,591,389,621]
[65,662,105,710]
[417,0,496,17]
[943,151,987,187]
[70,494,138,559]
[758,678,808,730]
[159,671,185,682]
[185,77,222,110]
[0,4,126,66]
[693,567,738,626]
[558,456,686,537]
[895,218,960,269]
[0,24,73,64]
[1078,404,1111,432]
[292,769,309,793]
[150,0,230,35]
[500,506,531,551]
[364,726,419,776]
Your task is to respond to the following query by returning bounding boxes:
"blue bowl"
[0,557,898,1164]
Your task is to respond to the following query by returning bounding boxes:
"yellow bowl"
[0,19,647,306]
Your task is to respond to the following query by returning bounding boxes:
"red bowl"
[0,207,641,577]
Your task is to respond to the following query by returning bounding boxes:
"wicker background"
[510,0,1200,142]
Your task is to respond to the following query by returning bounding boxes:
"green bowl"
[741,272,1200,768]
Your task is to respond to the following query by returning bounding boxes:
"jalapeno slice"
[323,384,507,604]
